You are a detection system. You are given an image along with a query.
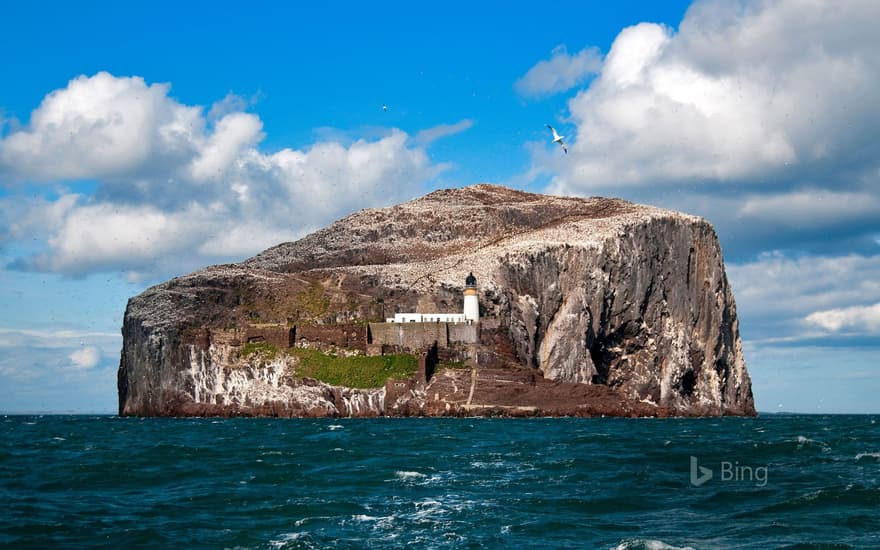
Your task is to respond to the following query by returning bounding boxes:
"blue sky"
[1,0,878,414]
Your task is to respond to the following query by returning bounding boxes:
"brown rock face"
[118,184,755,417]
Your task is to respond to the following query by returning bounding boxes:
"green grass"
[295,283,330,319]
[293,348,418,388]
[438,360,469,370]
[241,341,279,360]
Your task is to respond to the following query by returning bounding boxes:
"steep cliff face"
[119,309,384,417]
[493,216,751,415]
[118,184,755,417]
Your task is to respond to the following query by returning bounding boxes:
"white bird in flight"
[547,124,567,154]
[382,104,388,112]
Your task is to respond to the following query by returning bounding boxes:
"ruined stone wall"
[182,327,282,349]
[296,324,368,352]
[448,323,479,344]
[368,322,449,350]
[244,326,293,348]
[207,329,242,346]
[181,328,246,348]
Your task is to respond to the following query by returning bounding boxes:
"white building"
[463,272,479,322]
[387,313,466,323]
[386,273,480,324]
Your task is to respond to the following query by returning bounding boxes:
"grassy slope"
[292,348,417,388]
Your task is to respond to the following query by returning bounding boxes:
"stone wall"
[368,322,449,351]
[182,328,245,348]
[296,324,368,352]
[367,321,479,352]
[196,322,474,357]
[190,325,369,353]
[448,323,479,344]
[244,326,293,348]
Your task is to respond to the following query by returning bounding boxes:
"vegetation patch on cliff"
[241,341,279,360]
[292,348,417,388]
[295,283,330,319]
[439,360,469,370]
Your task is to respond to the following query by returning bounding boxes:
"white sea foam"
[855,451,880,460]
[395,470,426,480]
[328,424,343,431]
[412,498,445,521]
[406,471,459,486]
[292,516,331,528]
[268,531,312,549]
[374,515,398,530]
[612,539,696,550]
[349,513,399,532]
[410,496,476,520]
[795,435,831,452]
[471,460,505,469]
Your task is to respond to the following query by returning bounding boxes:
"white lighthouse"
[463,272,479,322]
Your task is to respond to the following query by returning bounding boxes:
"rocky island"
[117,185,755,417]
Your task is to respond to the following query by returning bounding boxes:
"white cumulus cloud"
[805,302,880,334]
[189,112,263,181]
[515,45,603,97]
[521,0,880,263]
[413,119,474,146]
[537,0,880,193]
[737,190,880,225]
[0,72,200,181]
[33,202,189,275]
[0,72,445,278]
[727,252,880,342]
[69,346,101,369]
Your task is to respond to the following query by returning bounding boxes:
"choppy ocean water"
[1,415,878,549]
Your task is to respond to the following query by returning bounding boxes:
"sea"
[1,415,878,549]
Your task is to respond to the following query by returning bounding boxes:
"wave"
[3,415,877,548]
[750,483,880,515]
[795,435,831,452]
[612,539,696,550]
[268,531,312,549]
[351,514,381,522]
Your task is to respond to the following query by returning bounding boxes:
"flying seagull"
[547,124,567,154]
[382,104,388,112]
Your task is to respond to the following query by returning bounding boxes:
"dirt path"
[466,368,477,407]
